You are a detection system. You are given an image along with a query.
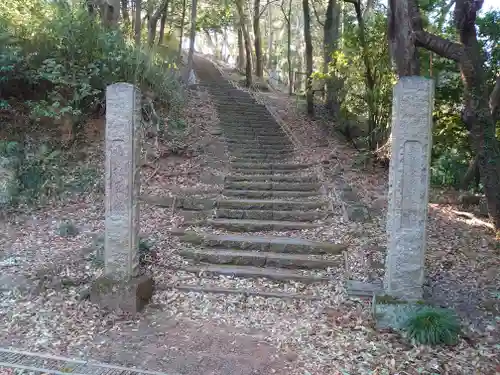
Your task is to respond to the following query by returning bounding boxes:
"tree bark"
[134,0,142,45]
[303,0,314,115]
[237,0,253,87]
[148,0,168,46]
[324,0,341,113]
[186,0,198,81]
[253,0,264,77]
[121,0,130,26]
[158,1,169,45]
[237,26,246,71]
[267,2,274,70]
[280,0,293,95]
[178,0,187,59]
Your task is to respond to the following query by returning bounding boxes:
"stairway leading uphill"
[171,56,345,299]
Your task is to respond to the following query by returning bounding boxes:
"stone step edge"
[183,218,321,231]
[168,229,348,254]
[168,264,332,283]
[179,248,343,269]
[159,283,322,300]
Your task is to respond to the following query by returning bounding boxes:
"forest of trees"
[0,0,499,227]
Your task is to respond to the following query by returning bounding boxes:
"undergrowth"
[0,0,185,207]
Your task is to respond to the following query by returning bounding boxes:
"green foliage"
[0,0,183,128]
[328,10,396,146]
[57,220,79,237]
[0,141,101,206]
[403,307,461,346]
[430,148,470,188]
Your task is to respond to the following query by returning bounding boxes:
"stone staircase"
[170,57,347,298]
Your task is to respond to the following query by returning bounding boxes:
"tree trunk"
[186,0,198,80]
[267,2,273,70]
[121,0,130,26]
[158,1,169,45]
[253,0,263,77]
[237,26,246,71]
[177,0,187,58]
[134,0,142,45]
[323,0,341,113]
[236,0,253,87]
[387,0,420,76]
[303,0,314,115]
[350,0,377,149]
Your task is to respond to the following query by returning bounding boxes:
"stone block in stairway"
[178,231,347,254]
[216,198,326,211]
[230,162,311,170]
[225,181,320,192]
[176,264,330,283]
[223,189,320,199]
[225,175,318,183]
[179,248,342,269]
[192,218,319,232]
[215,208,323,222]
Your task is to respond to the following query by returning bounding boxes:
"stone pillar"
[91,83,153,314]
[384,77,434,301]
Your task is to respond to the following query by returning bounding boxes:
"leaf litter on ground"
[0,73,499,375]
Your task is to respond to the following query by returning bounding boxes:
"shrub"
[403,307,461,346]
[0,0,183,134]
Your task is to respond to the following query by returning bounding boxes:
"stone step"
[176,231,346,254]
[217,198,326,211]
[228,149,293,156]
[230,162,310,170]
[225,175,317,183]
[167,284,322,300]
[229,155,288,162]
[197,218,320,232]
[179,248,341,269]
[225,181,320,192]
[222,128,283,134]
[215,208,323,221]
[225,136,287,142]
[226,139,291,146]
[223,189,320,198]
[229,169,304,175]
[175,264,331,283]
[227,145,294,152]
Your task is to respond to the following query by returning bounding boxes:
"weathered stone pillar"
[91,83,153,314]
[384,77,434,301]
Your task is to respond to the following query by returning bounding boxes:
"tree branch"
[414,29,464,62]
[311,0,324,26]
[258,0,281,18]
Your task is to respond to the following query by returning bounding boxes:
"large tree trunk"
[158,1,169,45]
[178,0,187,59]
[267,3,273,70]
[134,0,142,45]
[454,0,500,228]
[237,26,246,71]
[280,0,293,95]
[121,0,130,26]
[148,1,168,46]
[237,0,253,87]
[253,0,264,77]
[303,0,314,115]
[323,0,341,113]
[186,0,198,81]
